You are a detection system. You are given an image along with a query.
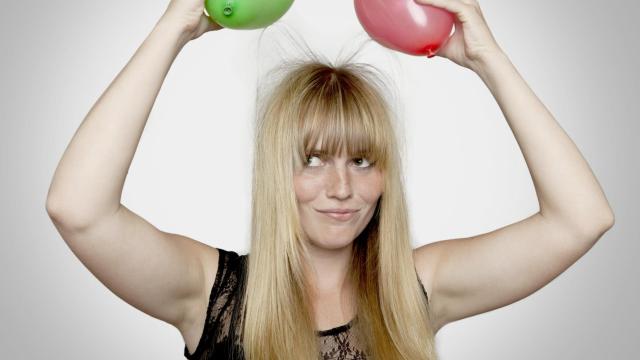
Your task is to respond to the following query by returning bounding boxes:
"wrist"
[471,50,512,81]
[155,14,194,48]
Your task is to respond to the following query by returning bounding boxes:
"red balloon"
[354,0,455,57]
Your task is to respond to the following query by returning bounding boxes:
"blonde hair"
[239,35,438,360]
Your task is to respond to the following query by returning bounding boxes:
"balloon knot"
[224,0,234,16]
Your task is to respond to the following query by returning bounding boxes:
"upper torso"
[180,248,429,359]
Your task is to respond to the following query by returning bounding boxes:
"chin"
[309,235,354,250]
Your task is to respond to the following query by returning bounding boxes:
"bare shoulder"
[178,245,219,354]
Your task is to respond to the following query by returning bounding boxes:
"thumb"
[203,13,224,32]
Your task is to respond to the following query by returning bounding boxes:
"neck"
[304,242,354,296]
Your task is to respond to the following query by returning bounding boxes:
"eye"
[305,154,323,167]
[353,157,373,168]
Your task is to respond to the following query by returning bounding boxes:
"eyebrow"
[306,149,369,157]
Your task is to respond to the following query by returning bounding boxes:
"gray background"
[1,0,638,358]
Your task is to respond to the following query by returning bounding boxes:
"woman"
[45,0,615,359]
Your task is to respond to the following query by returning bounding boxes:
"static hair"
[239,31,438,360]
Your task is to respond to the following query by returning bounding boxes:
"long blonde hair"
[240,40,438,359]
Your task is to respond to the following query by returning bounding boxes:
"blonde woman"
[45,0,615,359]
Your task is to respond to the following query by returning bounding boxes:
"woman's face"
[293,144,383,250]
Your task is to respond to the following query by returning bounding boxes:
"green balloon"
[205,0,295,29]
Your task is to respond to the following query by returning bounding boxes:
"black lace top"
[183,248,429,360]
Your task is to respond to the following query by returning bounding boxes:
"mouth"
[316,209,359,221]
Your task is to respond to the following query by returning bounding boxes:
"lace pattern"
[184,248,429,360]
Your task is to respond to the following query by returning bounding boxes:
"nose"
[326,164,352,200]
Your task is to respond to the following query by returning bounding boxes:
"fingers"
[208,19,223,32]
[414,0,467,12]
[414,0,481,22]
[416,0,488,26]
[201,12,223,33]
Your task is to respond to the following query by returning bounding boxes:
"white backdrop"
[1,0,637,358]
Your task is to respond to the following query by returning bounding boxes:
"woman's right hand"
[162,0,224,41]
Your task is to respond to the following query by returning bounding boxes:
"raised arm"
[412,0,614,333]
[45,2,223,342]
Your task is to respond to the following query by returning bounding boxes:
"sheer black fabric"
[184,248,430,360]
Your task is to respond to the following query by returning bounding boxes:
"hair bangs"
[294,70,389,170]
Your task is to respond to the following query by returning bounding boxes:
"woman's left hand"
[414,0,504,71]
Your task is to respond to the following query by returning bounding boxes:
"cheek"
[359,172,384,202]
[293,175,322,203]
